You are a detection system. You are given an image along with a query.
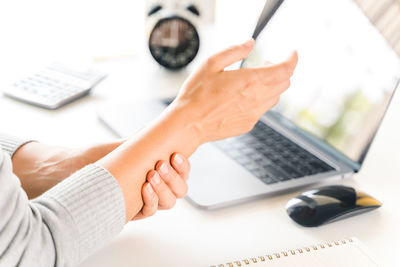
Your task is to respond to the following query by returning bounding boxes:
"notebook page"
[211,238,379,267]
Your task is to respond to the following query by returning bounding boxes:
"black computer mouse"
[285,185,382,227]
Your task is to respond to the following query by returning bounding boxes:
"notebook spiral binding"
[210,238,354,267]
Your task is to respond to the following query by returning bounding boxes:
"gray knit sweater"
[0,134,126,267]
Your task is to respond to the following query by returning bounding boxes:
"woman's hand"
[170,39,298,143]
[97,40,298,221]
[132,153,190,220]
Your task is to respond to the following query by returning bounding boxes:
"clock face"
[149,16,200,70]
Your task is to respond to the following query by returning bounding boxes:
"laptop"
[98,0,400,209]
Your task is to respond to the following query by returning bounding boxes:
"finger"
[249,80,289,116]
[281,50,298,76]
[242,50,298,85]
[262,79,291,98]
[148,170,177,209]
[132,182,158,220]
[170,153,191,181]
[268,50,298,78]
[156,161,188,198]
[206,39,254,72]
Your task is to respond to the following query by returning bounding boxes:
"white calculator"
[3,63,107,109]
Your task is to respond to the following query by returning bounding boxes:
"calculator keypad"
[3,63,106,109]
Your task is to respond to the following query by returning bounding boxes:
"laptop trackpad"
[187,143,269,209]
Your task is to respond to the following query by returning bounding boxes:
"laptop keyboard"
[213,121,335,185]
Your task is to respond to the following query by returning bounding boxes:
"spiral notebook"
[210,238,379,267]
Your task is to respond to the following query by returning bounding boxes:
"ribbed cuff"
[42,164,126,263]
[0,133,34,158]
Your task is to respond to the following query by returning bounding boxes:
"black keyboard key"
[249,152,264,161]
[263,166,291,181]
[226,149,241,158]
[235,155,253,165]
[309,160,333,171]
[243,161,260,171]
[251,167,271,178]
[260,176,278,184]
[258,157,273,168]
[213,122,335,185]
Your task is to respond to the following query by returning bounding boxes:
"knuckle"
[165,198,176,209]
[181,168,190,179]
[158,184,169,195]
[164,172,178,185]
[143,204,157,217]
[177,185,188,198]
[150,193,159,204]
[159,172,171,183]
[151,179,165,193]
[146,208,157,217]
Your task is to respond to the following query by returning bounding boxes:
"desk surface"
[1,1,399,266]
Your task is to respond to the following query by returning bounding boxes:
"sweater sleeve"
[0,147,126,267]
[0,133,34,158]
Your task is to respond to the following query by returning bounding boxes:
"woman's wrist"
[163,100,204,154]
[96,101,203,221]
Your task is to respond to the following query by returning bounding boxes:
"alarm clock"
[146,3,201,70]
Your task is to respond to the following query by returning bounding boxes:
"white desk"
[1,1,399,266]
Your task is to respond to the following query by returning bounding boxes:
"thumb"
[206,39,255,72]
[267,50,298,78]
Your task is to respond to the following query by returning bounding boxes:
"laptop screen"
[242,0,400,164]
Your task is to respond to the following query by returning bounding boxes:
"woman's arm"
[0,139,190,266]
[98,39,298,221]
[11,140,122,199]
[8,136,191,220]
[0,149,125,267]
[0,39,296,267]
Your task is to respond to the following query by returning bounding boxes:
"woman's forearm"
[11,140,123,199]
[97,103,200,221]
